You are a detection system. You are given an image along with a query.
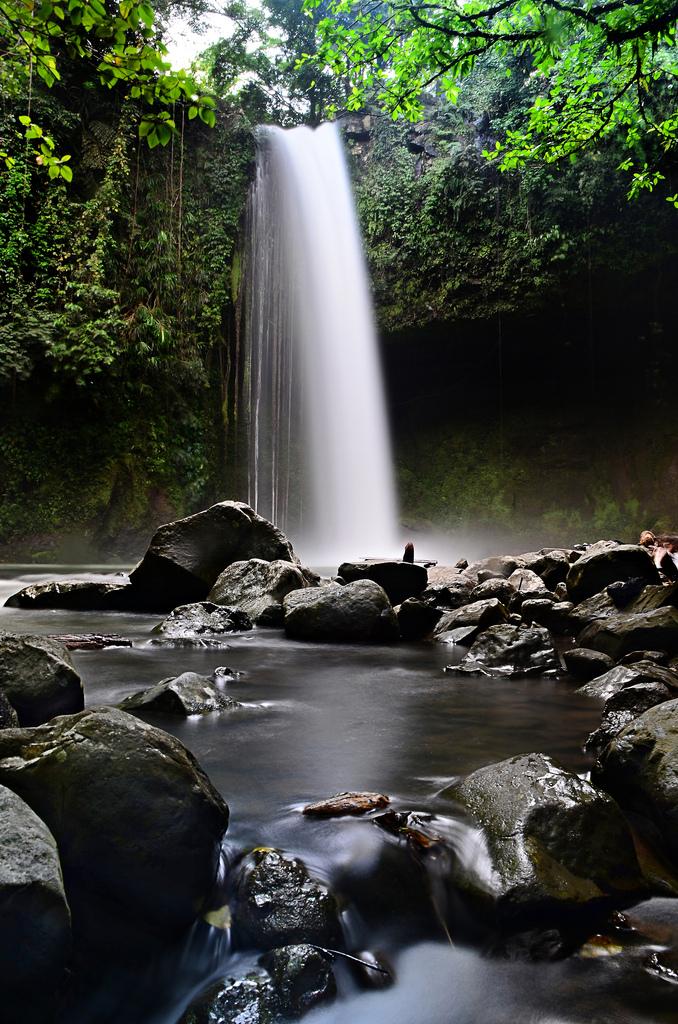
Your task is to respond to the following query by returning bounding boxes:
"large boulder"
[0,632,83,726]
[283,581,398,643]
[396,599,441,641]
[0,785,71,1021]
[455,624,560,677]
[566,542,659,603]
[120,672,242,717]
[4,578,133,611]
[337,561,427,606]
[594,699,678,860]
[129,501,297,611]
[0,707,229,933]
[442,753,642,919]
[231,849,342,951]
[153,602,252,639]
[577,607,678,660]
[208,559,312,626]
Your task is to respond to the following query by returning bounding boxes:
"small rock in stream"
[302,792,390,817]
[120,672,242,717]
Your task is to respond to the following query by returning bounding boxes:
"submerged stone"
[302,791,390,817]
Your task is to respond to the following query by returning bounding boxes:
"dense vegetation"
[1,0,678,555]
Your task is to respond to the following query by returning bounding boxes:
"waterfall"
[241,122,400,563]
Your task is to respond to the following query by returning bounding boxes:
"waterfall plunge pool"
[1,568,676,1024]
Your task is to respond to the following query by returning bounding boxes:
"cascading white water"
[242,122,400,563]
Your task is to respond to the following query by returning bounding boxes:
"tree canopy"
[0,0,216,178]
[306,0,678,198]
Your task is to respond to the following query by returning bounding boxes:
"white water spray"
[242,122,400,563]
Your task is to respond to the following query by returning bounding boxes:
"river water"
[1,568,676,1024]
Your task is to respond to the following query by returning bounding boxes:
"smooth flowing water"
[2,568,677,1024]
[242,123,400,563]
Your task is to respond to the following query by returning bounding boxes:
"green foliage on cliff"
[0,81,253,554]
[309,0,678,202]
[352,61,678,331]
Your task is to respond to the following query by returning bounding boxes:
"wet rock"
[566,543,659,603]
[0,785,71,1022]
[231,849,342,951]
[620,650,668,666]
[0,632,83,726]
[208,559,314,626]
[562,648,615,682]
[154,602,252,638]
[0,690,18,728]
[396,598,441,640]
[4,578,133,611]
[182,945,336,1024]
[607,578,650,609]
[433,599,508,640]
[457,624,560,677]
[337,561,427,606]
[442,753,642,918]
[594,699,678,860]
[469,578,515,606]
[421,568,475,608]
[0,707,229,933]
[120,672,242,717]
[467,555,526,579]
[506,568,550,602]
[520,599,574,634]
[577,607,678,660]
[302,791,389,817]
[585,682,672,754]
[626,582,678,614]
[184,973,276,1024]
[519,549,572,589]
[566,589,619,631]
[129,501,297,612]
[576,660,678,700]
[347,950,394,990]
[283,581,398,643]
[261,944,336,1015]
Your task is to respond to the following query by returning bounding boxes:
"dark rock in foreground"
[0,632,83,726]
[154,602,252,639]
[456,624,560,677]
[577,607,678,660]
[231,849,342,951]
[566,542,659,603]
[0,707,229,933]
[421,567,475,608]
[130,501,297,612]
[4,578,133,611]
[208,558,314,626]
[120,672,242,717]
[0,784,71,1021]
[442,753,642,918]
[594,699,678,861]
[283,581,399,643]
[562,648,615,682]
[182,944,335,1024]
[303,791,390,817]
[337,561,427,606]
[585,681,672,754]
